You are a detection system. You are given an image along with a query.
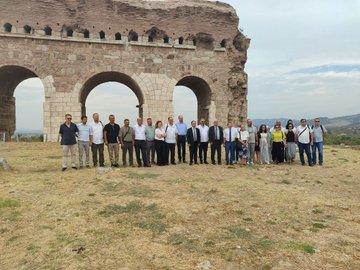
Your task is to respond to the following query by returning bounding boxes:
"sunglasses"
[315,120,320,122]
[66,118,72,120]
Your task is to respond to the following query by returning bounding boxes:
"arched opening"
[148,35,154,43]
[44,26,52,36]
[192,38,197,46]
[220,39,227,48]
[4,23,12,33]
[99,31,105,39]
[84,30,90,38]
[115,32,121,40]
[173,86,197,126]
[79,72,144,122]
[0,66,45,140]
[128,30,138,42]
[164,36,169,44]
[178,37,184,45]
[174,76,212,123]
[66,29,73,37]
[23,25,32,34]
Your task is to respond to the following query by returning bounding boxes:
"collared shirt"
[224,127,238,142]
[297,125,312,144]
[119,126,134,142]
[165,123,178,144]
[239,130,249,142]
[175,122,187,136]
[77,123,91,142]
[155,128,165,141]
[145,125,156,141]
[213,125,221,140]
[313,126,327,142]
[134,124,146,140]
[104,123,120,144]
[197,125,209,142]
[90,122,104,144]
[245,125,258,143]
[59,122,78,145]
[191,127,198,142]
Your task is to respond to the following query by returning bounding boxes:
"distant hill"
[253,114,360,136]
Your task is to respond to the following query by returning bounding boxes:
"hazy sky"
[13,0,360,131]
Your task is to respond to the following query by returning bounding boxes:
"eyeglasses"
[315,120,320,122]
[301,121,306,123]
[66,118,72,120]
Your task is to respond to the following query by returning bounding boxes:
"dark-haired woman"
[258,124,270,164]
[271,125,286,164]
[285,123,297,163]
[155,121,166,166]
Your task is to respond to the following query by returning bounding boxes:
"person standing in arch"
[175,115,187,163]
[134,118,150,167]
[90,113,105,167]
[145,117,156,165]
[119,119,135,167]
[187,120,200,165]
[104,114,121,168]
[77,115,91,168]
[164,116,178,165]
[197,118,209,164]
[209,120,223,165]
[59,113,78,171]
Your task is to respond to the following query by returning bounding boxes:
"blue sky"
[14,0,360,130]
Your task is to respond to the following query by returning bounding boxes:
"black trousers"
[189,142,199,163]
[155,140,166,165]
[91,143,104,166]
[165,143,176,164]
[177,135,186,162]
[135,140,148,166]
[199,142,209,162]
[272,142,284,163]
[211,140,222,163]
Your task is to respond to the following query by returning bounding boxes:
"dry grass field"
[0,142,360,270]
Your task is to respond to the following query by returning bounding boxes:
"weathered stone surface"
[0,0,250,142]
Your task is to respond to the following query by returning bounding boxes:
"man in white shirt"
[164,116,178,165]
[296,118,314,166]
[197,118,210,164]
[77,115,91,168]
[134,118,150,167]
[223,122,238,165]
[90,113,105,167]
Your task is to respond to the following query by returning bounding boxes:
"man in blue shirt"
[59,114,78,171]
[175,115,187,163]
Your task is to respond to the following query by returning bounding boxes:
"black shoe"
[138,164,142,168]
[171,162,177,165]
[144,164,151,167]
[100,165,105,168]
[309,163,314,167]
[62,167,67,171]
[72,166,78,170]
[189,162,193,165]
[226,162,229,165]
[204,161,209,164]
[86,165,91,168]
[230,162,234,165]
[183,160,187,163]
[79,166,83,169]
[301,162,305,166]
[114,164,120,168]
[194,162,199,165]
[218,162,222,165]
[200,161,203,164]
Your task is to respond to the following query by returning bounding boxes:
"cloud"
[288,64,360,75]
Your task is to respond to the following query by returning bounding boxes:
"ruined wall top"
[0,0,242,46]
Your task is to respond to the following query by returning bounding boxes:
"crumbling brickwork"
[0,0,250,141]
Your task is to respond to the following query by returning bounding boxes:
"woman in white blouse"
[155,121,167,166]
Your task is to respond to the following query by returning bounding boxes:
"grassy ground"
[0,142,359,270]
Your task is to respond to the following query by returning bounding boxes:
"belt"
[226,141,234,143]
[147,140,154,142]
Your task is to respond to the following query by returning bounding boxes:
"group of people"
[59,113,327,170]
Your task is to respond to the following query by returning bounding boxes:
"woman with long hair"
[285,123,297,163]
[258,124,270,164]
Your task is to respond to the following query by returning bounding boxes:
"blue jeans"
[298,142,311,165]
[312,142,323,165]
[225,141,235,164]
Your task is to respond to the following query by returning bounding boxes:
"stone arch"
[175,76,212,123]
[44,26,52,36]
[0,65,45,139]
[99,30,105,39]
[84,30,90,38]
[115,32,121,40]
[128,30,138,42]
[79,71,145,118]
[23,25,32,34]
[4,23,12,32]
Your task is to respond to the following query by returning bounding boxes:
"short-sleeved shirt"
[175,122,188,136]
[134,124,146,140]
[155,128,165,141]
[239,130,249,142]
[197,125,209,142]
[77,123,91,142]
[145,126,156,141]
[272,130,285,143]
[119,126,135,142]
[224,127,238,142]
[313,126,327,143]
[104,123,120,144]
[297,125,312,144]
[59,122,78,145]
[165,124,178,144]
[90,122,104,144]
[245,125,258,143]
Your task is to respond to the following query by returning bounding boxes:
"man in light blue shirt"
[175,115,188,163]
[77,115,91,168]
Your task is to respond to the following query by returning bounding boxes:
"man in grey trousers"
[77,115,91,168]
[145,117,156,165]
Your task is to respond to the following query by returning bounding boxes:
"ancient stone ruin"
[0,0,250,142]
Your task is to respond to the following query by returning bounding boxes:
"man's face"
[169,117,174,125]
[301,119,307,127]
[109,116,115,123]
[214,120,218,126]
[315,119,320,126]
[124,120,129,127]
[137,118,142,125]
[147,119,152,126]
[200,120,205,126]
[93,114,99,122]
[228,123,232,128]
[178,116,183,122]
[65,115,72,123]
[240,125,245,131]
[191,121,196,127]
[247,120,252,126]
[82,117,87,124]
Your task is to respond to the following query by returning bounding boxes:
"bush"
[325,135,360,146]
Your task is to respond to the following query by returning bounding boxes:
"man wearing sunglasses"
[312,118,327,166]
[59,114,78,171]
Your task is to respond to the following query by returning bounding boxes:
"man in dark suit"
[209,120,224,165]
[186,120,200,165]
